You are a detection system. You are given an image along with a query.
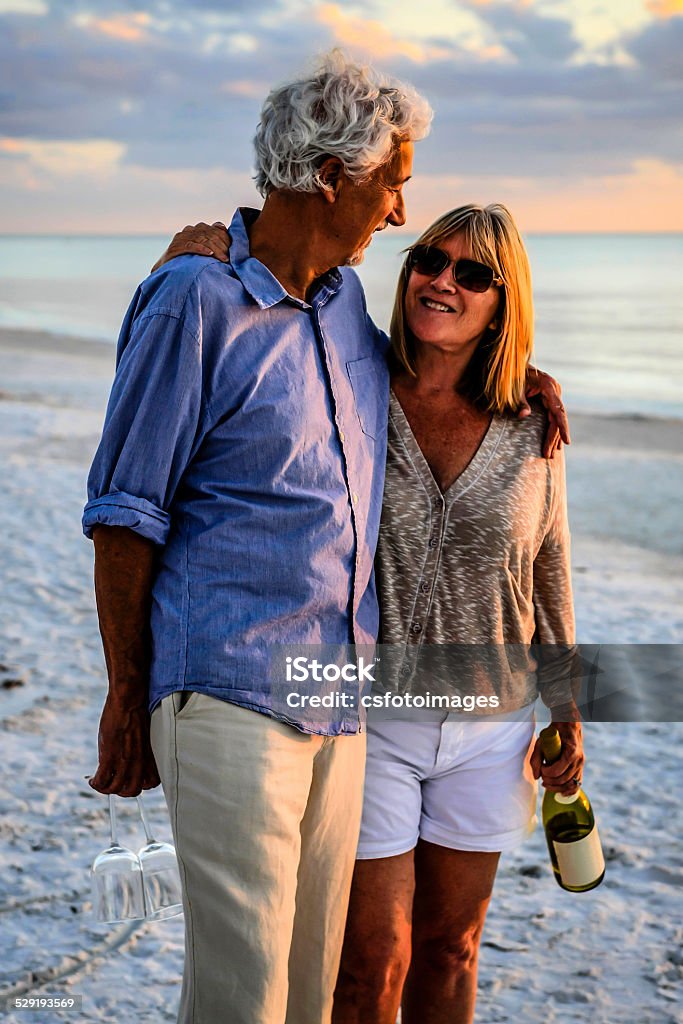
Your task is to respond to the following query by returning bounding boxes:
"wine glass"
[90,795,146,923]
[136,794,183,920]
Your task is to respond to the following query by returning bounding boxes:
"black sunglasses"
[407,244,503,293]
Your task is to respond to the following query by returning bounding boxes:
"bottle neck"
[540,726,581,802]
[539,725,562,765]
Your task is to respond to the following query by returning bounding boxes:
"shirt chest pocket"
[346,357,380,440]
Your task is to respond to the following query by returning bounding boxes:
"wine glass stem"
[109,794,118,847]
[137,794,155,844]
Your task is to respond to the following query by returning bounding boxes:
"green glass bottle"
[539,725,605,892]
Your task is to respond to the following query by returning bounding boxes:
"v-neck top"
[375,390,576,711]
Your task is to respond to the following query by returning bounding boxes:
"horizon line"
[1,230,682,239]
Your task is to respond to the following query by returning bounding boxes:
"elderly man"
[83,53,431,1024]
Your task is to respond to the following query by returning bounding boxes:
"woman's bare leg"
[332,852,415,1024]
[402,841,500,1024]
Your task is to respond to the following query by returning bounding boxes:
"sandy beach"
[0,326,681,1023]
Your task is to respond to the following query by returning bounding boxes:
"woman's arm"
[151,221,231,273]
[528,446,585,794]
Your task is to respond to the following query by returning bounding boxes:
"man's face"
[332,140,414,266]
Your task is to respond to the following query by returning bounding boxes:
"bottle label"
[553,824,605,888]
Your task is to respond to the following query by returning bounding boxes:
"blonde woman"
[329,204,583,1024]
[152,204,581,1024]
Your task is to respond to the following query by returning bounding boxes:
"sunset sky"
[1,0,682,233]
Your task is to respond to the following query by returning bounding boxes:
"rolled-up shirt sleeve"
[82,304,205,546]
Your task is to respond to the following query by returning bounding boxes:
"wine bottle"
[539,725,605,892]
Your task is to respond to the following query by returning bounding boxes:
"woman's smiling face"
[404,231,502,356]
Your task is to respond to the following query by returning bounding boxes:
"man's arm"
[88,525,160,797]
[83,296,207,796]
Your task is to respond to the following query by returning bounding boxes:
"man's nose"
[387,191,406,228]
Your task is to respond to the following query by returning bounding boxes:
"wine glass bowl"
[136,794,183,920]
[137,840,183,919]
[90,795,146,923]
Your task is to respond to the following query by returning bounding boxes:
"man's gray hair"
[253,50,433,197]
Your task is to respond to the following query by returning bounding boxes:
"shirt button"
[411,622,422,635]
[428,538,438,549]
[352,493,359,504]
[420,582,430,594]
[400,664,412,676]
[339,431,345,442]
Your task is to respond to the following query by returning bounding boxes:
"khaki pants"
[150,692,366,1024]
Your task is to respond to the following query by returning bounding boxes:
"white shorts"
[357,705,538,858]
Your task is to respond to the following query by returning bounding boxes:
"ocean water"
[0,232,681,418]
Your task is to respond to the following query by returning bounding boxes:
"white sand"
[0,328,681,1023]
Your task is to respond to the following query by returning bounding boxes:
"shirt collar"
[228,208,287,310]
[228,206,344,310]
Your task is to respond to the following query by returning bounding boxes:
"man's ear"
[315,157,345,203]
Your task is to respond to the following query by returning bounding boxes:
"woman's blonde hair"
[389,203,534,415]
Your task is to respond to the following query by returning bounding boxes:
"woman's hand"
[518,366,570,459]
[530,720,585,796]
[151,221,231,273]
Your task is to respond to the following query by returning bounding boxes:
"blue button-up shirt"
[82,208,389,734]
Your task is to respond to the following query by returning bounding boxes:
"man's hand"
[151,221,231,273]
[89,693,160,797]
[518,366,570,459]
[530,720,585,796]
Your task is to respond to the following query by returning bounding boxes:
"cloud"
[459,0,579,63]
[221,79,269,98]
[180,0,279,9]
[626,12,683,79]
[73,12,151,43]
[214,32,259,53]
[646,0,683,16]
[315,4,450,63]
[0,137,126,177]
[0,0,46,12]
[1,0,682,230]
[399,157,683,234]
[0,160,259,231]
[394,0,683,179]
